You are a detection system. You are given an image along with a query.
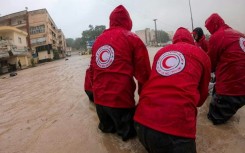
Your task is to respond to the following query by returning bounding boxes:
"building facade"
[0,10,31,50]
[0,8,67,63]
[135,28,160,46]
[57,29,66,58]
[136,28,173,47]
[0,26,29,74]
[135,28,154,46]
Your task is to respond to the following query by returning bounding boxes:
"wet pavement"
[0,47,244,153]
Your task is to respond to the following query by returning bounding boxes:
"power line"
[188,0,194,31]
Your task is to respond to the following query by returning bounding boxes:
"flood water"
[0,47,244,153]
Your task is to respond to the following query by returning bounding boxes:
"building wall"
[38,51,48,60]
[0,27,29,69]
[38,50,54,60]
[29,10,52,51]
[135,28,154,46]
[0,9,65,64]
[57,29,66,58]
[18,56,29,67]
[8,56,17,65]
[57,29,66,50]
[13,32,27,49]
[0,11,27,32]
[0,32,14,44]
[8,56,29,67]
[49,50,54,59]
[0,30,27,49]
[135,30,147,45]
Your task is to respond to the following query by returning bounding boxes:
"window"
[18,37,22,43]
[30,25,45,35]
[30,37,46,45]
[18,20,22,24]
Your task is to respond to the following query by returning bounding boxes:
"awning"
[9,49,28,56]
[0,51,10,58]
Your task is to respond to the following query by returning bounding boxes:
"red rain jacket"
[90,5,151,108]
[134,27,211,139]
[205,13,245,96]
[84,67,92,92]
[196,35,208,52]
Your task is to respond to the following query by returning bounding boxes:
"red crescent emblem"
[243,41,245,46]
[162,56,176,69]
[99,50,107,62]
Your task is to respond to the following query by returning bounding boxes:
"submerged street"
[0,48,244,153]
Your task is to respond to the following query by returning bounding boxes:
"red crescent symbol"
[162,56,176,69]
[99,50,107,62]
[243,40,245,46]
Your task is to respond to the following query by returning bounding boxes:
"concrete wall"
[13,32,27,49]
[38,51,48,60]
[0,30,27,49]
[38,50,54,60]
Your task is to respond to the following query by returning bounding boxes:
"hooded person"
[134,27,211,153]
[192,27,208,52]
[205,13,245,125]
[88,5,151,141]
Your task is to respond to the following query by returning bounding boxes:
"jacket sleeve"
[84,68,92,91]
[202,39,209,53]
[89,48,95,87]
[131,36,151,95]
[197,56,211,107]
[207,33,224,72]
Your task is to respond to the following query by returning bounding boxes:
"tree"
[73,38,82,50]
[81,25,106,50]
[66,38,74,47]
[157,30,170,43]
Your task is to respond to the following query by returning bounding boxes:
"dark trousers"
[208,93,245,125]
[95,104,136,141]
[134,122,196,153]
[85,90,94,102]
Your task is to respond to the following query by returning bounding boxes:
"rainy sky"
[0,0,244,39]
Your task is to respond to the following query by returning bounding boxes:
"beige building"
[29,9,57,62]
[0,26,29,74]
[57,29,66,58]
[135,28,157,46]
[136,28,173,46]
[0,10,31,50]
[135,28,153,46]
[0,8,67,63]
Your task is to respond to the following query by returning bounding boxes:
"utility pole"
[25,7,32,53]
[153,19,158,46]
[188,0,194,31]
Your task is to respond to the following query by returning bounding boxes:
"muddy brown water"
[0,47,244,153]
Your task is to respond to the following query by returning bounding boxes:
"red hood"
[173,27,194,45]
[205,13,228,34]
[109,5,132,31]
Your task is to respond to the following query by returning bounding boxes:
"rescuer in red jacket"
[134,27,211,153]
[205,13,245,125]
[89,5,151,141]
[192,27,208,52]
